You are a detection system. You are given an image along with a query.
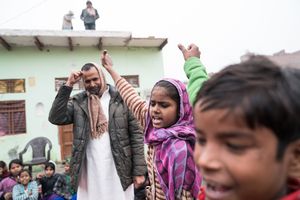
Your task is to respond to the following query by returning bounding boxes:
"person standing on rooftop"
[62,11,74,30]
[80,1,99,30]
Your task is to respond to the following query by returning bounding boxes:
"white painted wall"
[0,46,164,163]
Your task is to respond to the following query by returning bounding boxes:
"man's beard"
[87,86,100,95]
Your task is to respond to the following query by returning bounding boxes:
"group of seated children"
[0,159,75,200]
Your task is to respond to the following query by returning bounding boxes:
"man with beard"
[48,62,147,200]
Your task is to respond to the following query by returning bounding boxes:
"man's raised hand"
[66,70,82,87]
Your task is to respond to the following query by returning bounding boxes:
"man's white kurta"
[77,89,134,200]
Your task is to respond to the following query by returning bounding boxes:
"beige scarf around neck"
[86,63,108,139]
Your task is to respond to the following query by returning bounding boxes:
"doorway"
[58,124,73,160]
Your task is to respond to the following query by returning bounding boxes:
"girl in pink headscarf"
[101,51,202,200]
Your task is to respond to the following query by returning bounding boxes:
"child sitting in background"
[0,159,23,200]
[62,158,74,196]
[52,159,75,200]
[0,161,9,182]
[12,169,38,200]
[36,162,64,200]
[192,55,300,200]
[64,159,76,200]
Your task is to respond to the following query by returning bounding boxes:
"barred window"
[0,79,26,93]
[55,77,84,91]
[0,100,26,136]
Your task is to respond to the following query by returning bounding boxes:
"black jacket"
[48,85,147,191]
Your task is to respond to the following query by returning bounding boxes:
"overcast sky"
[0,0,299,80]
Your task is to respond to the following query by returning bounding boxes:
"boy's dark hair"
[195,56,300,160]
[45,162,56,171]
[19,169,32,178]
[0,160,7,168]
[9,159,23,170]
[153,80,180,110]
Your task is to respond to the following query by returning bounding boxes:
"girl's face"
[19,171,31,186]
[45,167,54,177]
[193,102,292,200]
[10,163,23,177]
[149,86,178,129]
[0,167,3,175]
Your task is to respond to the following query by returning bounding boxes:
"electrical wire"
[0,0,49,26]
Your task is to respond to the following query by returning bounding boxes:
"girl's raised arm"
[101,51,148,128]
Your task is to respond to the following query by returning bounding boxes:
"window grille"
[0,79,25,93]
[0,100,26,136]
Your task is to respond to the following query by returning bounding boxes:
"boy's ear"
[288,140,300,179]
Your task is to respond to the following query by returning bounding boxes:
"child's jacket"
[53,174,73,200]
[282,178,300,200]
[12,181,39,200]
[183,57,208,104]
[0,171,9,182]
[0,176,17,198]
[38,174,60,197]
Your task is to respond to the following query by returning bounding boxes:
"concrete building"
[266,50,300,69]
[0,29,167,163]
[241,49,300,69]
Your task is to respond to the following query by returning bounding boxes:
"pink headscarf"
[144,78,201,200]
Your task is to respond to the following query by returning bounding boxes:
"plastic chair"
[19,137,52,173]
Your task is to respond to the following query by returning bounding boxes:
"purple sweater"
[0,176,17,197]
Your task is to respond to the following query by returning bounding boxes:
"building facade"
[0,29,167,163]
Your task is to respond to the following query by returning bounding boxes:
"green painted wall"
[0,46,164,163]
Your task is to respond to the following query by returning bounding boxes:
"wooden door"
[58,124,73,160]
